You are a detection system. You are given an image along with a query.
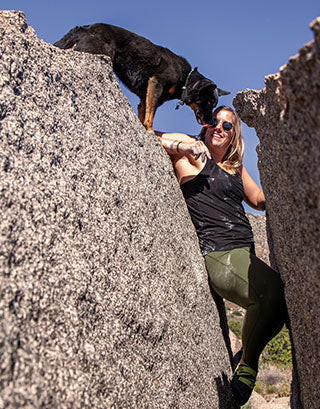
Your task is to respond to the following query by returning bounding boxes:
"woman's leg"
[204,247,286,371]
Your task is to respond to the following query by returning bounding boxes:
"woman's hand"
[179,140,212,162]
[156,131,211,161]
[156,131,209,184]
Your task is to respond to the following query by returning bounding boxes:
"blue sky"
[2,1,319,212]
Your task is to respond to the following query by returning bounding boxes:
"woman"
[156,106,287,406]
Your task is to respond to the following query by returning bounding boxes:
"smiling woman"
[155,105,287,406]
[200,106,244,173]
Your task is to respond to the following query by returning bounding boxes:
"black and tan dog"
[55,23,229,131]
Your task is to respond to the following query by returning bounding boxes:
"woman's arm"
[241,166,266,211]
[155,131,211,161]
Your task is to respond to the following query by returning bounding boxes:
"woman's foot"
[231,363,257,406]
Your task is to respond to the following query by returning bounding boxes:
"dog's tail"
[54,26,86,49]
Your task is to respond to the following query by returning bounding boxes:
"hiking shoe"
[231,363,257,406]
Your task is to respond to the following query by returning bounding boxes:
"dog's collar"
[176,68,196,109]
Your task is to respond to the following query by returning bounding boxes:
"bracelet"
[169,140,178,152]
[176,141,182,152]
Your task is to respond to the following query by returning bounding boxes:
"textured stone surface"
[234,17,320,409]
[247,213,270,265]
[0,11,237,409]
[257,397,290,409]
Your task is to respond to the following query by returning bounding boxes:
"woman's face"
[204,110,235,153]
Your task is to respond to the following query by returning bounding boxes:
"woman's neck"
[212,150,238,174]
[212,150,226,165]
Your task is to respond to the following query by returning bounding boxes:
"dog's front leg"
[137,100,146,125]
[144,76,163,132]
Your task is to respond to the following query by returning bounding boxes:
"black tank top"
[180,159,254,256]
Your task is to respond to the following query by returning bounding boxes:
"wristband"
[169,140,178,152]
[176,141,182,152]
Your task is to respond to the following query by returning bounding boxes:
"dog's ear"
[198,79,216,93]
[185,80,215,104]
[217,88,230,96]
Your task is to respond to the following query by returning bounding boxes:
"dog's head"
[184,68,230,126]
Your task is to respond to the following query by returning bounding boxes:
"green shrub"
[232,310,243,317]
[261,326,292,368]
[228,318,292,369]
[228,319,242,338]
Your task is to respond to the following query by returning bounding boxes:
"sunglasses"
[212,118,233,131]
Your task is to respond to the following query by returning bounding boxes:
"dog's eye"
[195,100,213,106]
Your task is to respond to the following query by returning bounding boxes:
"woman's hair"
[199,105,244,171]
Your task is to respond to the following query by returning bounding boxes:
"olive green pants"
[205,247,286,371]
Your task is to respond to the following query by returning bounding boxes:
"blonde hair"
[199,105,244,172]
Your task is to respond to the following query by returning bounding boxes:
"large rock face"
[234,17,320,409]
[0,11,237,409]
